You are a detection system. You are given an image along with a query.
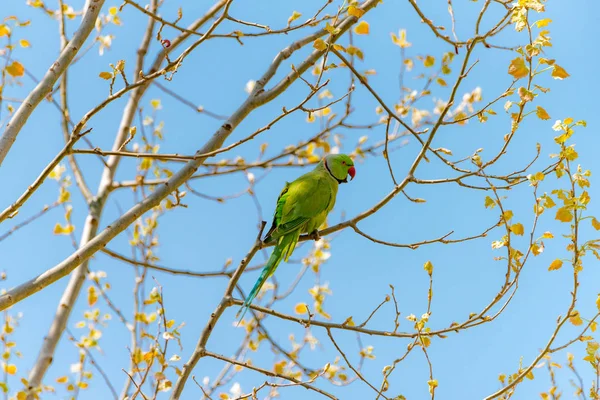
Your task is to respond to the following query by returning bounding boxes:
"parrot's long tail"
[236,233,298,325]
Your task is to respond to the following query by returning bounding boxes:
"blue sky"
[1,0,599,399]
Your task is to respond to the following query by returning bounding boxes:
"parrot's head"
[324,154,356,184]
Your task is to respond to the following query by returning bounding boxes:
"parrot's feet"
[309,229,321,241]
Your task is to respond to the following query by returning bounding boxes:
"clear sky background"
[1,0,599,399]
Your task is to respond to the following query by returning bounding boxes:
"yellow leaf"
[542,195,556,208]
[150,99,161,110]
[569,310,583,326]
[423,261,433,275]
[99,71,113,80]
[53,223,75,235]
[287,11,301,25]
[16,392,30,400]
[534,171,545,182]
[49,163,65,180]
[484,196,496,209]
[580,191,590,205]
[596,294,600,312]
[140,157,152,170]
[219,394,230,400]
[563,117,574,125]
[427,379,438,394]
[6,61,24,77]
[531,243,543,256]
[536,106,550,120]
[591,321,597,333]
[535,18,552,28]
[526,370,534,380]
[508,57,529,79]
[518,87,534,102]
[542,231,554,239]
[354,20,369,35]
[313,38,327,51]
[510,223,524,236]
[87,286,97,306]
[551,65,570,80]
[548,259,563,271]
[555,207,572,223]
[391,29,411,48]
[115,59,125,72]
[592,218,600,230]
[109,6,118,15]
[346,45,364,60]
[423,55,435,67]
[59,187,70,203]
[0,25,10,37]
[294,303,308,314]
[65,205,72,222]
[19,39,30,48]
[273,360,286,375]
[324,22,340,35]
[56,376,68,384]
[3,364,16,375]
[348,5,365,18]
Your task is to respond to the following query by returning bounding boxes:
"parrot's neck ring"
[325,158,347,184]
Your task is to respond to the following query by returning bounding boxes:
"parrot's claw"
[309,230,321,241]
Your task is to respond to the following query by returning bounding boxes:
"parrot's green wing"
[264,171,334,241]
[264,182,291,242]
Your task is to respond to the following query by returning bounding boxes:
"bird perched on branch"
[237,154,356,323]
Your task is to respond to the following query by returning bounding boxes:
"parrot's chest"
[304,182,337,233]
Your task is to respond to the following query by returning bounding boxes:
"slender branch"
[0,202,60,243]
[122,0,206,37]
[152,81,228,120]
[57,1,93,203]
[101,247,263,277]
[204,350,337,399]
[351,220,497,249]
[326,328,388,398]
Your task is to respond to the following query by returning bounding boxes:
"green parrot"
[237,154,356,323]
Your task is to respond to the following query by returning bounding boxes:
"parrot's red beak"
[348,166,356,181]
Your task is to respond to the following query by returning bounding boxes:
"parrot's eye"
[342,161,346,165]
